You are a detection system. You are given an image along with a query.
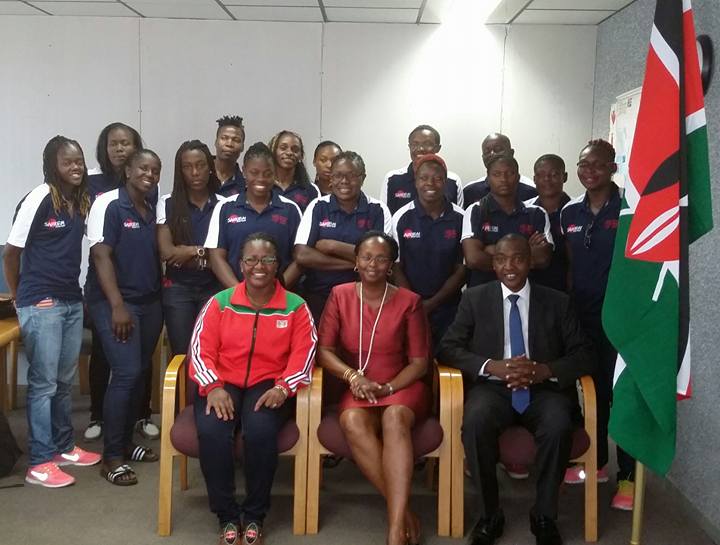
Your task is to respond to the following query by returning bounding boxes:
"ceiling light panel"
[514,9,614,24]
[223,0,318,6]
[528,0,633,9]
[324,7,418,22]
[226,5,322,21]
[124,0,231,19]
[28,1,137,16]
[324,0,421,7]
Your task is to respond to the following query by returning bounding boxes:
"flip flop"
[126,445,159,462]
[102,463,137,486]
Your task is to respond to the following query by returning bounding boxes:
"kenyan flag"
[602,0,713,475]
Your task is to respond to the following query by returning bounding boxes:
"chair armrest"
[578,375,597,442]
[436,365,455,424]
[161,355,185,434]
[295,374,311,435]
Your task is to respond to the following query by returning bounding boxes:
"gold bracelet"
[385,383,394,395]
[273,384,288,398]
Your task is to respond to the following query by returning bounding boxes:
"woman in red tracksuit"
[189,232,316,545]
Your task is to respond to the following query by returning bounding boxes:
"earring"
[353,266,358,272]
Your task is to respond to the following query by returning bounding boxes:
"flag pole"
[629,461,646,545]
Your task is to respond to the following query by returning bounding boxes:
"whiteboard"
[608,86,642,188]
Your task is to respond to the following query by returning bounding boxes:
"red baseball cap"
[413,153,448,176]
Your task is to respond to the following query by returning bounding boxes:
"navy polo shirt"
[560,184,621,318]
[525,194,571,292]
[7,184,85,307]
[462,194,553,287]
[381,163,463,215]
[88,168,158,206]
[392,199,464,303]
[295,192,392,295]
[204,193,301,279]
[462,174,537,210]
[85,187,160,304]
[273,182,320,212]
[156,193,223,288]
[217,162,246,198]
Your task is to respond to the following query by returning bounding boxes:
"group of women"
[3,117,625,545]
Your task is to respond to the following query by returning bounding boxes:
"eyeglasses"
[331,172,362,183]
[583,219,595,249]
[241,256,278,266]
[358,255,393,265]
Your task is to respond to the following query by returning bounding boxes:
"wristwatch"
[196,246,206,258]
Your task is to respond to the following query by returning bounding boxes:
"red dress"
[318,282,430,419]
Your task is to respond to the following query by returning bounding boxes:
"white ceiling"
[0,0,635,24]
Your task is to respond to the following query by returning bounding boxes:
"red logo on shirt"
[294,194,308,205]
[357,218,370,229]
[43,217,66,229]
[518,224,534,236]
[271,214,288,225]
[481,222,498,233]
[444,228,458,239]
[403,229,421,239]
[394,190,412,199]
[604,219,618,230]
[123,218,141,229]
[227,214,247,223]
[566,224,583,233]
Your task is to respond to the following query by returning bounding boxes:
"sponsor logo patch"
[403,229,421,239]
[394,190,412,199]
[319,219,337,228]
[227,214,246,223]
[123,218,141,229]
[566,224,583,234]
[518,224,534,236]
[276,319,288,329]
[271,214,288,225]
[44,217,66,229]
[604,219,618,230]
[444,228,458,239]
[481,222,499,233]
[356,218,370,229]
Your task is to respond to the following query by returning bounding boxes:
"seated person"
[437,234,595,545]
[317,231,430,545]
[189,233,317,545]
[381,124,463,214]
[463,133,537,208]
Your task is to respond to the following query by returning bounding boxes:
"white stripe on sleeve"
[156,194,171,225]
[295,196,323,245]
[6,184,50,248]
[461,202,480,241]
[86,189,119,248]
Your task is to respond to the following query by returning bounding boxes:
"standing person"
[85,122,159,441]
[462,155,552,289]
[206,142,303,290]
[215,115,246,198]
[86,149,164,485]
[560,139,636,510]
[268,130,320,212]
[391,154,465,350]
[294,151,392,322]
[463,133,537,209]
[437,234,595,545]
[312,140,342,196]
[317,232,429,545]
[190,233,316,545]
[526,154,571,292]
[4,136,101,488]
[157,140,222,356]
[381,124,463,214]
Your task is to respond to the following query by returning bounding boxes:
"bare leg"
[381,405,416,545]
[339,408,386,493]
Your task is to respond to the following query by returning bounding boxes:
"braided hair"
[268,130,312,187]
[582,139,616,162]
[331,150,366,178]
[42,136,91,217]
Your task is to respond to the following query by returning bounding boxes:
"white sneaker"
[136,418,160,440]
[84,421,103,441]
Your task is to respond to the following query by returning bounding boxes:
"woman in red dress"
[317,231,430,545]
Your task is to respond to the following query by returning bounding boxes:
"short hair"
[582,138,616,162]
[96,122,143,177]
[241,232,285,284]
[354,230,399,262]
[482,132,511,148]
[408,124,441,146]
[495,233,530,255]
[313,140,342,160]
[121,148,161,184]
[534,154,566,172]
[216,115,245,137]
[486,154,519,172]
[331,150,366,177]
[242,141,274,167]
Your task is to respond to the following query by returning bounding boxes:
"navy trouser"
[428,302,458,354]
[89,298,163,459]
[194,380,289,527]
[581,314,635,481]
[161,281,218,356]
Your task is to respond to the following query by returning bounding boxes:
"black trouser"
[304,290,330,325]
[581,314,635,481]
[428,302,458,355]
[89,327,154,422]
[162,282,218,356]
[194,380,289,527]
[463,382,574,519]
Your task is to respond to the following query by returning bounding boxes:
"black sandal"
[126,444,159,462]
[101,462,137,486]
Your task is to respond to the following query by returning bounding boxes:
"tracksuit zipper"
[243,311,260,388]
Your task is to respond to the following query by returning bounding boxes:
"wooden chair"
[450,375,598,542]
[306,364,465,537]
[157,354,310,536]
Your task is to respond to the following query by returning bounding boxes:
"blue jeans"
[17,299,83,465]
[162,282,218,355]
[89,299,163,459]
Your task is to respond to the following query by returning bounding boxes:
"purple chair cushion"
[498,426,591,467]
[316,409,444,461]
[170,406,300,458]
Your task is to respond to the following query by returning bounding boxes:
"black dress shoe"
[529,513,563,545]
[468,509,504,545]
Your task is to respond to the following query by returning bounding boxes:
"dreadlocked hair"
[42,136,91,218]
[96,122,142,177]
[216,115,245,136]
[268,130,312,188]
[168,140,220,246]
[583,139,616,162]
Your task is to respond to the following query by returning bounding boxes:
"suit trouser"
[462,381,574,519]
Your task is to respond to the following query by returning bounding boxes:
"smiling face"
[408,128,441,162]
[240,238,279,292]
[356,237,393,284]
[577,146,616,192]
[181,149,210,192]
[330,158,364,205]
[415,161,446,207]
[274,133,303,171]
[242,155,275,200]
[533,159,567,200]
[487,158,519,199]
[106,127,137,171]
[125,152,161,195]
[56,143,86,189]
[492,236,530,292]
[313,143,341,185]
[215,126,245,162]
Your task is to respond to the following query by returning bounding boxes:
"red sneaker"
[499,462,529,479]
[52,446,102,467]
[564,465,609,484]
[611,480,635,511]
[25,462,75,488]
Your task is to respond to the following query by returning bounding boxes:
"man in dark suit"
[437,233,595,545]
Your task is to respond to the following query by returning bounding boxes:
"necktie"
[508,294,530,413]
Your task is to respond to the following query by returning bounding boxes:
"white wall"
[0,15,596,245]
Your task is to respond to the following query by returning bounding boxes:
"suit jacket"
[437,281,596,393]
